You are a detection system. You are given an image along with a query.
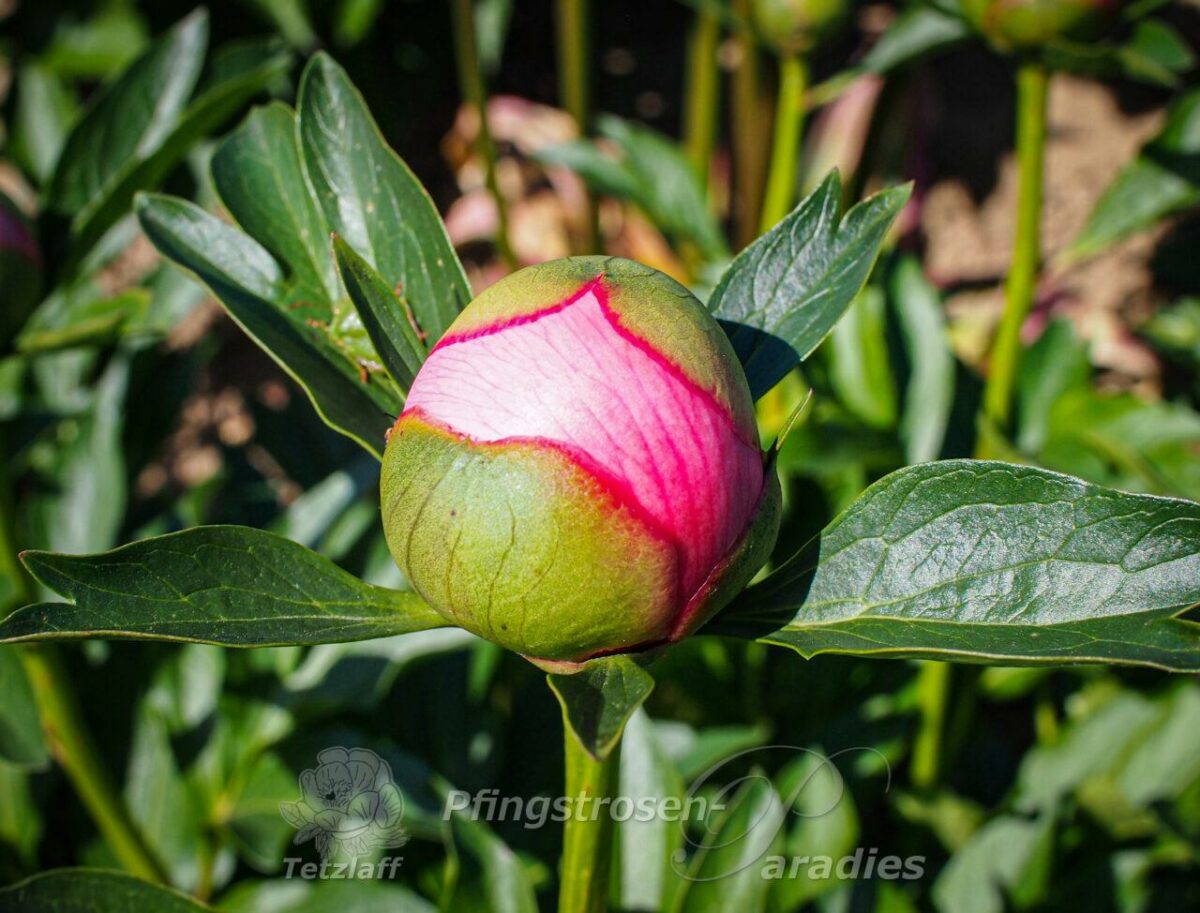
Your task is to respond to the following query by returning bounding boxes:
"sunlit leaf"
[717,461,1200,671]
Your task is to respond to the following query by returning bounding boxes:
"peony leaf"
[710,172,911,400]
[0,870,213,912]
[0,526,447,647]
[715,461,1200,671]
[547,655,656,761]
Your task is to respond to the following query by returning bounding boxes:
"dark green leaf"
[547,655,656,761]
[0,870,213,912]
[297,53,469,345]
[46,10,207,216]
[710,173,911,399]
[0,647,48,768]
[333,236,428,390]
[0,526,447,647]
[717,461,1200,671]
[135,193,400,456]
[64,36,294,268]
[212,101,337,307]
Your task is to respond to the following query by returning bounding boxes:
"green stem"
[980,60,1048,449]
[0,449,165,883]
[910,661,950,790]
[760,53,807,235]
[683,6,721,179]
[558,721,619,913]
[731,0,767,249]
[450,0,516,271]
[556,0,597,252]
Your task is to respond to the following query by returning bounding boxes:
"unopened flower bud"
[959,0,1117,50]
[754,0,849,55]
[381,257,781,666]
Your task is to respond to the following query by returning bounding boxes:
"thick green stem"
[558,723,620,913]
[760,53,807,235]
[910,661,950,790]
[556,0,597,252]
[450,0,516,270]
[683,7,721,179]
[0,450,165,883]
[732,0,768,249]
[980,61,1048,448]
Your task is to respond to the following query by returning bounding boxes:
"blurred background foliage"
[0,0,1198,911]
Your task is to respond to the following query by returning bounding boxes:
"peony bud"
[958,0,1117,50]
[754,0,849,55]
[381,257,781,667]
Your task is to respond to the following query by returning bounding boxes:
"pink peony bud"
[381,257,781,666]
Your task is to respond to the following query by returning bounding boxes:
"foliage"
[1,2,1199,912]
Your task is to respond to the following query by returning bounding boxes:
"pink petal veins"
[403,278,764,608]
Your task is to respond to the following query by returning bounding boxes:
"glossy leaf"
[333,236,428,390]
[135,193,400,456]
[62,35,294,266]
[710,173,911,399]
[0,647,48,768]
[547,655,656,761]
[211,101,337,307]
[46,10,208,238]
[1070,89,1200,259]
[0,870,213,912]
[0,526,447,647]
[717,461,1200,671]
[297,52,470,345]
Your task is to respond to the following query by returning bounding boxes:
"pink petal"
[404,278,763,609]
